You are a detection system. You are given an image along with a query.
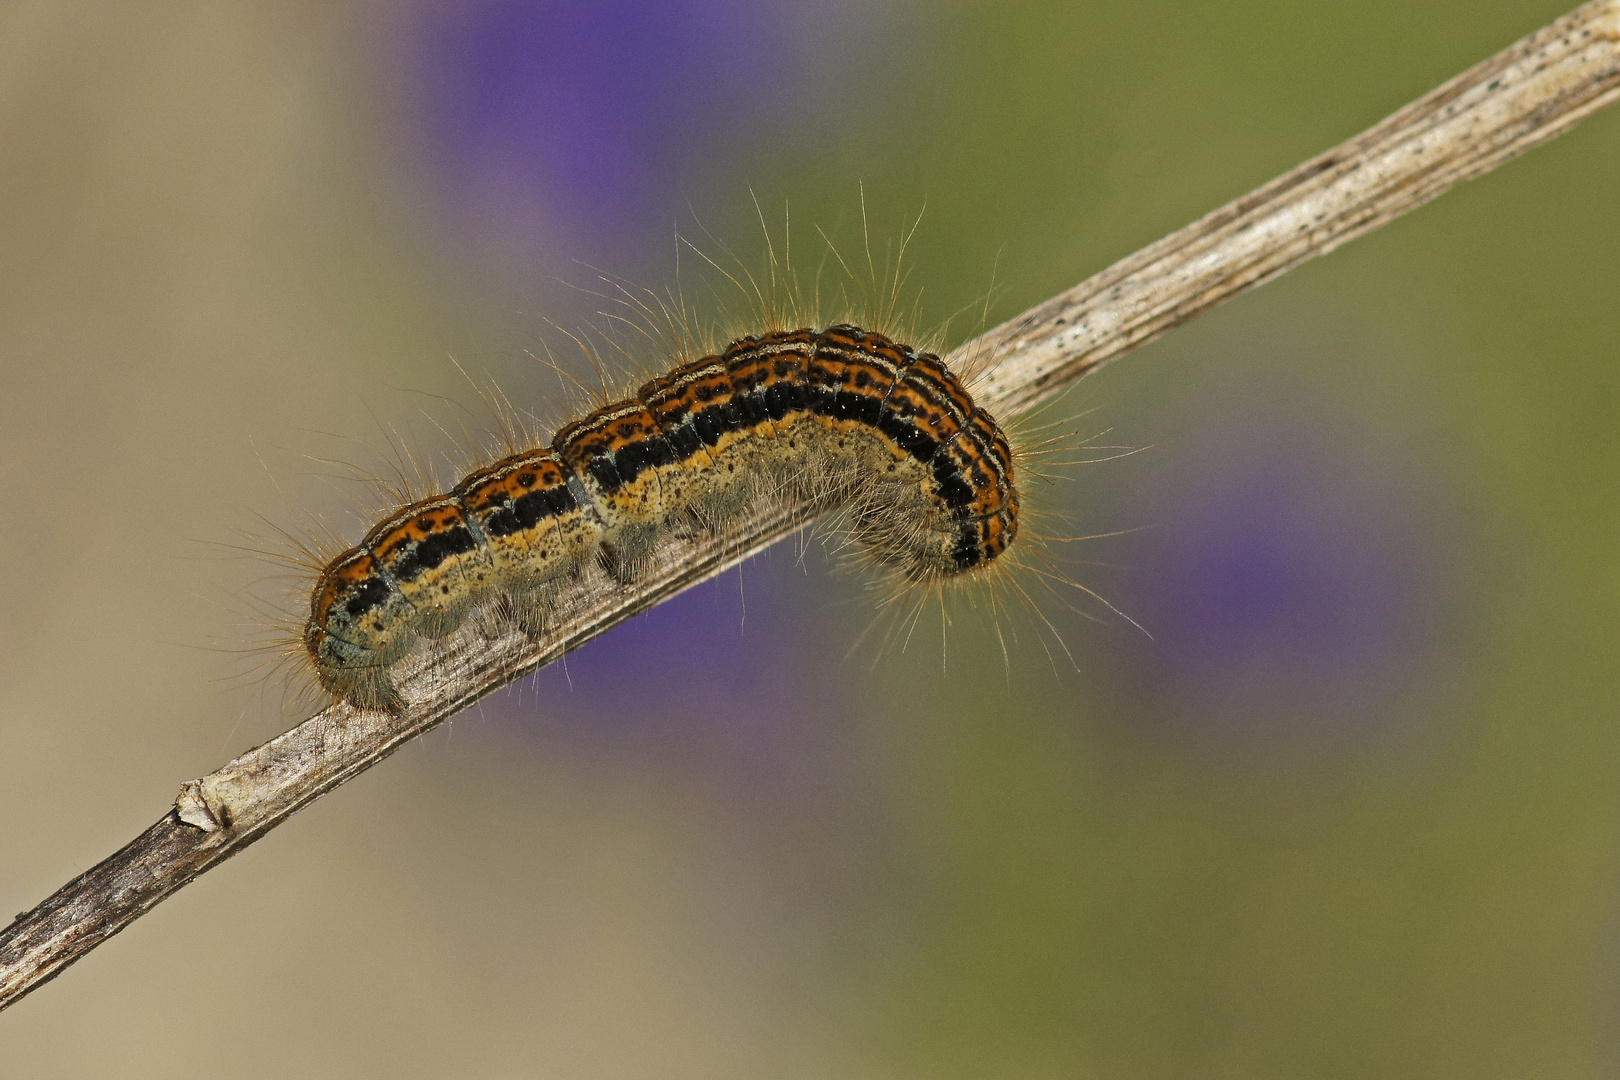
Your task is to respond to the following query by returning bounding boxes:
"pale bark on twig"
[3,0,1617,1014]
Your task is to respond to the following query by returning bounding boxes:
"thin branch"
[4,0,1618,1013]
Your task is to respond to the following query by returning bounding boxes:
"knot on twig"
[174,779,231,833]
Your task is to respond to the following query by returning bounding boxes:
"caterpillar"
[304,322,1019,712]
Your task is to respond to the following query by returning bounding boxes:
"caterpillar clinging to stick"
[304,321,1020,711]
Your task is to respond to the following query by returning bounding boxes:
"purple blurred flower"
[400,0,845,258]
[1111,412,1447,745]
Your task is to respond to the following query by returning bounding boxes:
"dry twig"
[3,0,1617,1013]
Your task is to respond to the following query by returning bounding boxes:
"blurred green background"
[3,1,1618,1076]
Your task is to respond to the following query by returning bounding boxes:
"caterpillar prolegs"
[305,323,1019,711]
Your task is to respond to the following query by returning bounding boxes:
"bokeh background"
[3,1,1618,1075]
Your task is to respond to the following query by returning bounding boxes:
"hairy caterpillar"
[304,322,1020,711]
